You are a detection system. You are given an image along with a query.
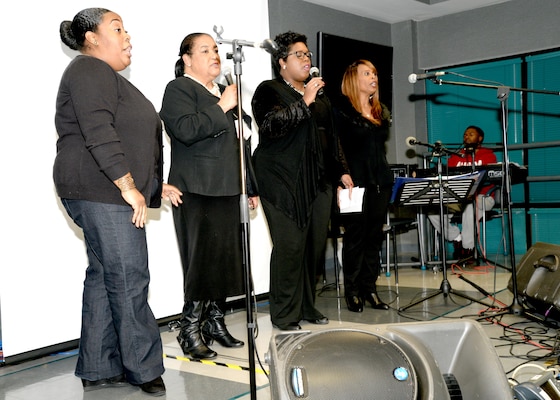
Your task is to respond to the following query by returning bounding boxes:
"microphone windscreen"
[309,66,320,77]
[262,39,278,54]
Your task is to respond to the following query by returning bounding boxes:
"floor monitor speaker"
[266,319,512,400]
[509,241,560,320]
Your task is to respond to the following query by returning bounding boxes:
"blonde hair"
[341,59,382,125]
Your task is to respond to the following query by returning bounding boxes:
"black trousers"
[341,184,391,297]
[261,187,332,326]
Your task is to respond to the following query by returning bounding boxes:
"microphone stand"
[428,78,560,316]
[221,38,257,400]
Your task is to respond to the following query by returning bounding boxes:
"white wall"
[0,0,272,358]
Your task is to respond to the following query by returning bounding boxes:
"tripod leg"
[398,289,444,312]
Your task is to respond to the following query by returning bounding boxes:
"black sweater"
[54,56,163,207]
[333,97,393,190]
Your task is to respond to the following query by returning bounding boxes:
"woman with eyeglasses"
[251,31,353,331]
[333,59,392,313]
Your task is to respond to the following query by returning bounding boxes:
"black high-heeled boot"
[362,292,389,310]
[202,301,244,348]
[177,300,217,360]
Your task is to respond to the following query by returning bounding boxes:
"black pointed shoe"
[81,373,128,392]
[346,295,363,312]
[139,376,166,397]
[304,316,329,325]
[362,292,389,310]
[272,322,302,330]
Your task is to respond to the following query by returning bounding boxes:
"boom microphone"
[216,37,278,54]
[408,71,446,83]
[213,26,278,55]
[309,66,324,96]
[259,39,278,54]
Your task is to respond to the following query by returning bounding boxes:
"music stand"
[393,147,495,311]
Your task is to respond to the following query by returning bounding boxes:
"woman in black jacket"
[334,59,393,313]
[251,31,353,331]
[160,33,258,360]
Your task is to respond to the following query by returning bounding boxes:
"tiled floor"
[1,253,560,399]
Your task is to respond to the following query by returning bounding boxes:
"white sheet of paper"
[338,187,365,213]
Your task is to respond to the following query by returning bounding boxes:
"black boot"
[177,300,217,360]
[202,301,244,348]
[362,292,389,310]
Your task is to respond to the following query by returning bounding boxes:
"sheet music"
[339,187,365,213]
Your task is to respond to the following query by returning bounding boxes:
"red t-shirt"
[448,147,497,195]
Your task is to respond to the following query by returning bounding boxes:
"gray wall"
[268,0,560,166]
[267,0,405,163]
[416,0,560,70]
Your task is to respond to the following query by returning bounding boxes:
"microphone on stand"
[463,143,476,153]
[406,137,464,157]
[259,38,278,54]
[213,25,278,54]
[406,136,437,148]
[309,66,324,96]
[408,71,447,83]
[462,143,476,161]
[405,136,419,147]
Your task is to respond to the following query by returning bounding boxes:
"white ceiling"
[302,0,514,23]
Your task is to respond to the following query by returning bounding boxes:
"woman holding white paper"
[251,31,352,330]
[333,59,393,313]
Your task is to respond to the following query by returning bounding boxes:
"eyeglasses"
[287,51,313,59]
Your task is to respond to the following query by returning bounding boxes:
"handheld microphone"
[309,66,324,96]
[222,67,234,86]
[408,71,446,83]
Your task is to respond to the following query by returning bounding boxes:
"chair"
[320,211,344,296]
[383,208,427,284]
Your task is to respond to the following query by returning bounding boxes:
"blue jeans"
[62,199,164,384]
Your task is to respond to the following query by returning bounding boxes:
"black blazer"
[160,76,256,196]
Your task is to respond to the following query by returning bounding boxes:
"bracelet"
[115,175,136,192]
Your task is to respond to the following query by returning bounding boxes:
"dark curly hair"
[465,125,485,140]
[271,31,307,75]
[59,8,111,51]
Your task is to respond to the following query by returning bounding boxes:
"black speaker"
[265,320,512,400]
[509,242,560,319]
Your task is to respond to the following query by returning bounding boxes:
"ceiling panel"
[302,0,514,23]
